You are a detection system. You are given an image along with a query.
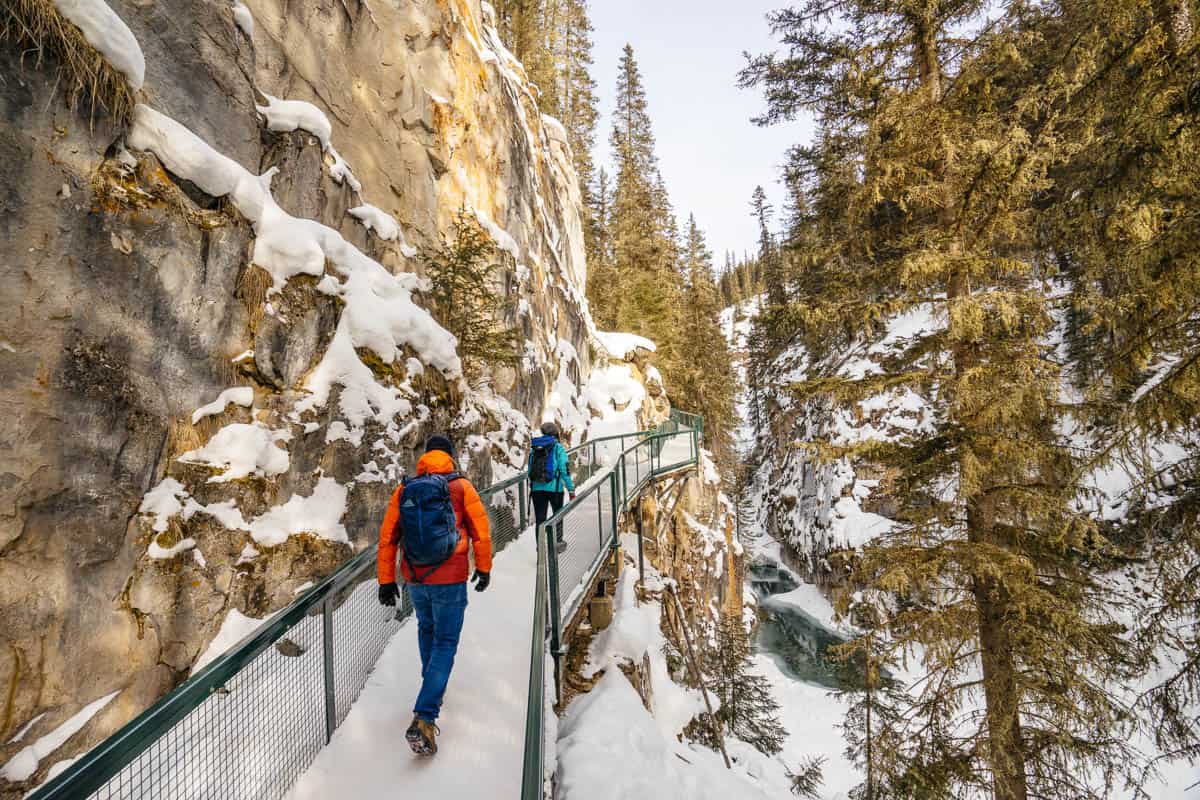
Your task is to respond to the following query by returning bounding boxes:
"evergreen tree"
[1027,1,1200,771]
[697,614,788,757]
[751,186,786,307]
[559,0,599,198]
[586,167,619,328]
[426,209,522,378]
[676,215,739,472]
[742,3,1147,798]
[607,44,685,376]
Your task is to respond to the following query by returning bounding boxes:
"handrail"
[30,415,700,800]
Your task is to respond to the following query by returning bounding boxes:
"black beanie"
[540,421,560,437]
[425,434,455,458]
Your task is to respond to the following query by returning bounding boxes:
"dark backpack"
[394,472,461,583]
[529,438,557,484]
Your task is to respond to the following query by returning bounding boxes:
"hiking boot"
[556,538,567,553]
[406,716,438,756]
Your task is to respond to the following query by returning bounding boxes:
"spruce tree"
[742,3,1148,798]
[1028,1,1200,771]
[426,208,522,378]
[676,215,739,472]
[560,0,599,198]
[751,186,786,308]
[697,614,788,757]
[586,167,619,328]
[606,44,685,376]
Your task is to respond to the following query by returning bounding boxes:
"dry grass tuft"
[1,0,136,125]
[237,265,273,331]
[166,417,204,458]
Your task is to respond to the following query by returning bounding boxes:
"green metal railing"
[29,414,701,800]
[527,422,700,798]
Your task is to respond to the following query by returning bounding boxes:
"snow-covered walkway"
[287,532,537,799]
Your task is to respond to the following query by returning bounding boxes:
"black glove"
[471,570,490,593]
[378,582,399,606]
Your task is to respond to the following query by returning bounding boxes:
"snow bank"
[595,331,656,358]
[763,582,842,633]
[244,476,348,547]
[541,114,568,144]
[559,670,745,800]
[348,204,400,241]
[52,0,145,90]
[830,495,895,549]
[178,422,291,483]
[561,557,778,800]
[472,206,521,258]
[0,691,120,782]
[327,147,361,193]
[293,321,416,442]
[7,714,46,746]
[138,477,188,532]
[147,535,196,560]
[191,386,254,424]
[255,95,332,150]
[231,1,253,38]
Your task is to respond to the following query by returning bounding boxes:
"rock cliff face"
[0,0,604,790]
[722,300,903,587]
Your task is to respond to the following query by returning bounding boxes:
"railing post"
[322,597,336,744]
[519,477,528,532]
[609,471,620,544]
[621,451,628,506]
[597,478,604,550]
[544,521,564,704]
[635,491,645,587]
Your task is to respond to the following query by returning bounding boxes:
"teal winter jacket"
[529,439,575,494]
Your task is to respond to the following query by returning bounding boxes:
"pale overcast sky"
[589,0,816,266]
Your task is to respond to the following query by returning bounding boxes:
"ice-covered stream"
[748,562,854,692]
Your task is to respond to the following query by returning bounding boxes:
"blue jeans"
[408,582,467,722]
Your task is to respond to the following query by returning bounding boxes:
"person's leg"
[413,582,468,722]
[532,490,551,529]
[409,583,435,676]
[549,490,565,543]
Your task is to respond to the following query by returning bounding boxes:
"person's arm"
[377,486,403,584]
[460,480,493,573]
[559,443,575,494]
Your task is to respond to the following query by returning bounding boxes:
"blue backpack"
[395,472,461,582]
[529,436,558,484]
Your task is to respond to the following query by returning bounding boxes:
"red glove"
[569,492,576,501]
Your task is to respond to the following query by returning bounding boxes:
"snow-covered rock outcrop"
[0,0,613,790]
[722,298,918,583]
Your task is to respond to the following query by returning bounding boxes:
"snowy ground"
[286,533,536,799]
[556,536,859,800]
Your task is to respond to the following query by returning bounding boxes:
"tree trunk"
[912,6,943,101]
[1155,0,1194,56]
[969,508,1030,800]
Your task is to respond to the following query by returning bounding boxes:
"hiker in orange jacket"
[377,434,491,755]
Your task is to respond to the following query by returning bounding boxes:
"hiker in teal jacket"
[529,422,575,549]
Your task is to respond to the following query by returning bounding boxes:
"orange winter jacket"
[377,450,492,586]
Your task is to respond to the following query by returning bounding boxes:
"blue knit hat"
[424,433,455,458]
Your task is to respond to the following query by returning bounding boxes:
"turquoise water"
[749,562,854,690]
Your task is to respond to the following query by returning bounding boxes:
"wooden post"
[668,585,731,770]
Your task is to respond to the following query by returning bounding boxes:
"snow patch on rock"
[191,386,254,424]
[51,0,145,90]
[178,422,291,483]
[0,690,120,782]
